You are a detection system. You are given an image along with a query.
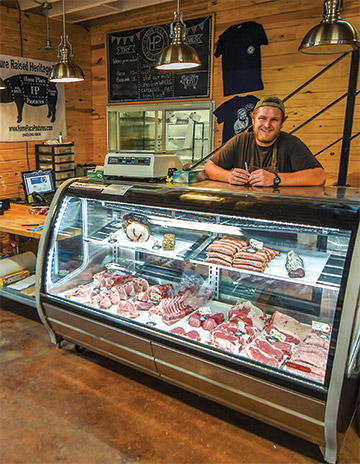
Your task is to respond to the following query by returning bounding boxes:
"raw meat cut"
[228,301,269,331]
[285,329,331,383]
[246,346,280,368]
[160,295,194,324]
[91,292,112,310]
[184,330,201,341]
[304,331,331,350]
[169,327,201,342]
[209,329,243,354]
[169,327,186,336]
[188,312,202,328]
[147,283,174,302]
[253,338,285,362]
[266,311,311,345]
[116,300,139,319]
[93,271,133,289]
[133,301,156,311]
[188,311,225,331]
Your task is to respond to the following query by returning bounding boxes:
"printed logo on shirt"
[247,45,255,54]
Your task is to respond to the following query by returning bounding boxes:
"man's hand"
[229,168,250,185]
[248,169,275,186]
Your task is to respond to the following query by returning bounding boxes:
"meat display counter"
[35,179,360,464]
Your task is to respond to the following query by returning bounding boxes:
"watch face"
[274,174,281,186]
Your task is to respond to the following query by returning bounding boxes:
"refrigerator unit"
[35,179,360,463]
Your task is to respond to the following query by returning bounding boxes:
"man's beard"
[254,128,280,145]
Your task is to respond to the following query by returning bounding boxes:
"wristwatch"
[273,173,281,186]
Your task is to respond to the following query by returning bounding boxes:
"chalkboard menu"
[107,16,212,102]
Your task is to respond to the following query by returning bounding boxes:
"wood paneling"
[0,5,92,199]
[89,0,359,187]
[1,0,359,199]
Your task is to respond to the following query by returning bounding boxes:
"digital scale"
[103,151,183,179]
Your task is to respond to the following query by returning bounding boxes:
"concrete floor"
[1,297,359,464]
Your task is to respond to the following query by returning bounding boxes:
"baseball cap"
[254,96,285,115]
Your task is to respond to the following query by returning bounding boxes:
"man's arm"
[205,160,250,185]
[205,161,326,187]
[249,167,326,187]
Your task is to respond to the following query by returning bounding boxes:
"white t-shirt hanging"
[215,22,268,96]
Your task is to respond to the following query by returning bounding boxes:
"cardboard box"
[172,170,204,184]
[0,269,31,286]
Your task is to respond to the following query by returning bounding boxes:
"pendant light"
[38,2,58,52]
[49,0,84,82]
[155,0,201,71]
[299,0,360,54]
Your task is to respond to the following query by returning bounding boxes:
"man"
[205,96,326,187]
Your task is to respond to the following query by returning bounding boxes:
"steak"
[246,346,280,368]
[253,338,285,362]
[169,327,201,342]
[189,311,225,331]
[209,328,242,354]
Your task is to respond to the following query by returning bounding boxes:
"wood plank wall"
[1,0,359,199]
[90,0,360,187]
[0,5,92,199]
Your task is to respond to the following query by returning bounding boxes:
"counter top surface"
[0,204,47,239]
[81,177,359,204]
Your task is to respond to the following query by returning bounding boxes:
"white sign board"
[0,54,66,142]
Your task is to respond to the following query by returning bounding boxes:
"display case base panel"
[152,343,327,447]
[42,303,158,376]
[42,302,327,449]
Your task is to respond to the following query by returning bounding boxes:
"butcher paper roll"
[0,252,37,277]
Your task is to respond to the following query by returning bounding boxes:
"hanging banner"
[0,54,66,142]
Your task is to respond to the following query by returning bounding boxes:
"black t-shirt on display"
[211,132,324,173]
[214,95,259,143]
[215,22,268,96]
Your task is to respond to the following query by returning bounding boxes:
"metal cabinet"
[107,102,214,165]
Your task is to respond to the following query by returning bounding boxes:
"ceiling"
[0,0,172,24]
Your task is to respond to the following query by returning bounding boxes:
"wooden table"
[0,204,47,239]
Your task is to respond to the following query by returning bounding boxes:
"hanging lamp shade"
[49,0,84,82]
[49,36,85,82]
[299,0,360,54]
[0,77,7,90]
[155,3,201,71]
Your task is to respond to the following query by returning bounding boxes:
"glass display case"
[107,102,214,165]
[36,179,359,464]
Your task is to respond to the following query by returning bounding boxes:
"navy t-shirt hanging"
[215,22,268,96]
[214,95,259,143]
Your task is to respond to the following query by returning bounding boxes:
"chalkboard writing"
[107,16,212,102]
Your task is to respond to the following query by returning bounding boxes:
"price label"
[250,238,263,250]
[312,321,331,333]
[237,320,246,333]
[149,292,161,302]
[199,306,212,316]
[269,328,286,342]
[286,361,312,373]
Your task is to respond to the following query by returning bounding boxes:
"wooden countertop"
[0,204,47,239]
